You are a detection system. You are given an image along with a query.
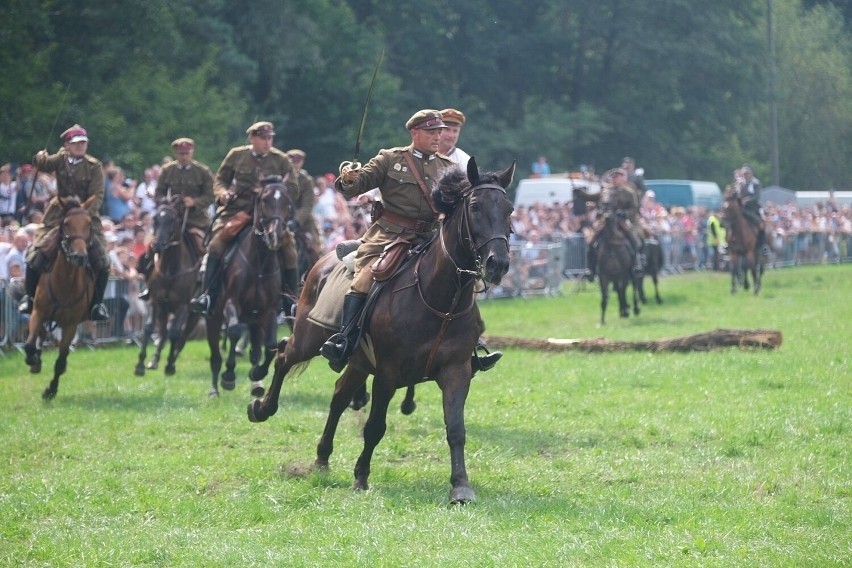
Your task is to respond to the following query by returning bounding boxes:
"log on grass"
[482,328,782,353]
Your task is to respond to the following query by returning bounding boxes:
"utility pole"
[767,0,780,186]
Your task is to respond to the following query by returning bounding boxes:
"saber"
[29,84,71,205]
[339,49,385,175]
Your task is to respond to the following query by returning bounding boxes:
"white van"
[513,175,600,208]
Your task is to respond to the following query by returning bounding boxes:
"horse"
[722,189,765,295]
[247,158,515,503]
[23,197,95,400]
[134,195,202,377]
[637,238,663,305]
[595,209,640,325]
[206,176,292,398]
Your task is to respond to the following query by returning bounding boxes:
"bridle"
[439,182,510,281]
[152,201,185,252]
[60,207,92,263]
[252,182,291,250]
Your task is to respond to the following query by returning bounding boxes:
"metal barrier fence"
[2,232,850,350]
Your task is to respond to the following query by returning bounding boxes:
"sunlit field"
[1,264,849,566]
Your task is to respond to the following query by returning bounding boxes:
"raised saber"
[29,84,72,205]
[339,49,385,175]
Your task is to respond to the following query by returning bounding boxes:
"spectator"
[0,164,17,222]
[531,155,551,177]
[105,168,136,222]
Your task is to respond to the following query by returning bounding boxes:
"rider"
[190,121,297,316]
[736,164,770,256]
[138,137,215,300]
[19,124,111,321]
[584,168,644,281]
[320,110,450,371]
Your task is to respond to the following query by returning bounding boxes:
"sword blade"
[352,50,385,165]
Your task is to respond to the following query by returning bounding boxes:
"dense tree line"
[2,0,850,191]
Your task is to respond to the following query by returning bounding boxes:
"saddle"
[371,238,411,281]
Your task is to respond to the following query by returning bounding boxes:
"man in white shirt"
[438,108,471,170]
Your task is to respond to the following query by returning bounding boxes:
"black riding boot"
[632,238,645,277]
[137,250,151,300]
[18,265,40,314]
[472,337,502,374]
[190,254,222,316]
[90,270,111,321]
[320,292,367,373]
[584,243,597,281]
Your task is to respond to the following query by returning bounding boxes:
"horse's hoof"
[165,364,176,376]
[208,389,219,399]
[350,392,370,411]
[450,486,476,504]
[250,381,265,398]
[247,399,268,423]
[221,378,236,391]
[146,360,158,370]
[134,365,145,377]
[30,362,42,374]
[400,399,416,415]
[42,388,56,401]
[352,479,369,491]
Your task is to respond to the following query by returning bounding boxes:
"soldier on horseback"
[584,168,645,281]
[735,165,770,256]
[190,121,297,316]
[138,137,215,300]
[19,124,111,321]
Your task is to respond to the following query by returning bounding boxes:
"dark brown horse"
[247,158,515,503]
[135,195,202,376]
[23,198,94,400]
[637,238,663,305]
[206,176,292,397]
[723,189,765,295]
[595,210,640,325]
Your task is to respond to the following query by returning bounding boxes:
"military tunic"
[157,159,215,229]
[29,148,108,268]
[286,167,319,269]
[209,145,296,255]
[336,145,453,291]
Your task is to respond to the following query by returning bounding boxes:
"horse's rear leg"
[599,281,609,327]
[207,317,224,398]
[652,275,663,304]
[350,382,371,411]
[24,318,43,373]
[353,377,394,491]
[315,368,370,470]
[400,385,416,415]
[247,337,291,422]
[135,313,156,376]
[163,310,188,376]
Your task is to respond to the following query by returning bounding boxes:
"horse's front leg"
[353,375,394,491]
[599,280,609,327]
[207,314,224,398]
[150,305,170,371]
[135,305,156,376]
[220,304,243,391]
[617,281,630,318]
[247,318,278,397]
[438,365,475,504]
[164,306,188,376]
[43,324,76,401]
[315,367,370,470]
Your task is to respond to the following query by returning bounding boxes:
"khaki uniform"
[287,167,319,269]
[29,148,108,269]
[209,145,296,255]
[157,159,215,230]
[336,145,453,293]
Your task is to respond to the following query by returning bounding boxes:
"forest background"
[2,0,850,191]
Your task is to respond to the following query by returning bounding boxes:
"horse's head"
[254,175,293,250]
[432,157,516,284]
[59,197,92,267]
[722,186,741,223]
[151,194,184,253]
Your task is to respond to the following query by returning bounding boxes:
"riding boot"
[632,237,645,277]
[584,243,597,281]
[190,253,222,316]
[472,337,502,374]
[90,270,111,321]
[18,265,41,314]
[320,292,368,373]
[136,251,151,300]
[278,267,299,323]
[757,229,771,257]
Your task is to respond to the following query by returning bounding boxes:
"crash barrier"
[2,232,850,349]
[1,277,141,354]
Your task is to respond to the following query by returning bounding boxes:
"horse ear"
[497,160,516,189]
[466,156,480,186]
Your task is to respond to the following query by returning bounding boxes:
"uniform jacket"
[157,159,215,228]
[292,168,317,230]
[33,148,105,234]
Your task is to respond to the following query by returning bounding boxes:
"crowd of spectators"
[2,158,851,344]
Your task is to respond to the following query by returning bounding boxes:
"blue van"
[644,179,723,210]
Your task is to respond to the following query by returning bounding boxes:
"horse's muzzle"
[69,252,88,267]
[483,251,510,284]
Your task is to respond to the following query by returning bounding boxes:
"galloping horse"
[247,158,515,503]
[722,188,765,295]
[637,238,663,305]
[135,195,202,376]
[206,176,292,397]
[595,209,640,325]
[23,197,95,400]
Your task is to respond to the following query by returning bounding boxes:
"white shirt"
[0,182,17,215]
[444,147,471,171]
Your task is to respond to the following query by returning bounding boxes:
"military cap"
[61,124,88,143]
[405,109,446,131]
[247,121,275,137]
[286,149,306,159]
[171,137,195,152]
[440,108,466,126]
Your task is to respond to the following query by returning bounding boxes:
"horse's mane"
[432,167,505,216]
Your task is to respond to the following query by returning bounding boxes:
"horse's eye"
[470,202,481,212]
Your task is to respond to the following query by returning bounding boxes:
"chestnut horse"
[722,188,765,295]
[247,158,515,503]
[135,195,202,376]
[23,198,95,400]
[595,210,640,325]
[206,176,292,398]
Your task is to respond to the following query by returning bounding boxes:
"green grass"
[1,265,849,566]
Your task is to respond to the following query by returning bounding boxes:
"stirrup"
[138,287,150,301]
[18,295,34,314]
[320,334,349,373]
[583,269,595,282]
[190,294,210,315]
[472,340,502,373]
[90,303,110,322]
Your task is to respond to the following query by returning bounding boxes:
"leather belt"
[380,209,438,233]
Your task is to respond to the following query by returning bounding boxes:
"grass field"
[1,264,849,566]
